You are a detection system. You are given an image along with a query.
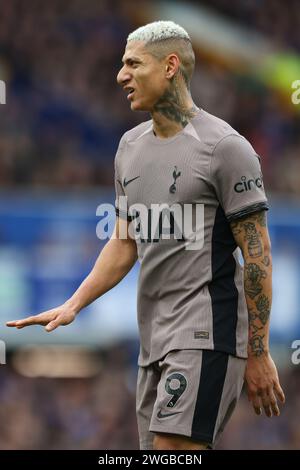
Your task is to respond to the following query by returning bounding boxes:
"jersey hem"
[138,345,247,368]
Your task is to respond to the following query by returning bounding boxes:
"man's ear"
[165,54,180,79]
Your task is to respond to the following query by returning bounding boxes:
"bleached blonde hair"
[127,20,190,42]
[127,21,195,88]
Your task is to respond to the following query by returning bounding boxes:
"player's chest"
[120,144,211,206]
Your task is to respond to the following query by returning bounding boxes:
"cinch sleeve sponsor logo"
[234,175,263,193]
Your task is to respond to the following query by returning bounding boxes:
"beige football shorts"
[136,349,246,449]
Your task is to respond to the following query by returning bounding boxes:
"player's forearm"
[66,238,137,314]
[243,247,272,357]
[230,211,273,357]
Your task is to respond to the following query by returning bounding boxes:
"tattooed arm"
[231,211,272,356]
[230,210,285,417]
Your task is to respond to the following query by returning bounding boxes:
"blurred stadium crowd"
[200,0,300,50]
[1,0,300,450]
[0,0,299,192]
[0,343,299,450]
[0,345,139,450]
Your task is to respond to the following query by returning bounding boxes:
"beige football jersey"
[114,109,268,366]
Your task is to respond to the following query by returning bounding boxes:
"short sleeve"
[114,136,131,221]
[210,134,269,221]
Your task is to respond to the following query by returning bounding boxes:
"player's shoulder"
[118,119,153,148]
[192,109,247,154]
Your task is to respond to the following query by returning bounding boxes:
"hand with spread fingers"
[6,219,137,336]
[6,304,77,333]
[245,352,285,417]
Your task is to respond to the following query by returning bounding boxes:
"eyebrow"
[121,56,142,64]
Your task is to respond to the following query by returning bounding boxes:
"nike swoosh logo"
[123,176,140,187]
[157,410,182,419]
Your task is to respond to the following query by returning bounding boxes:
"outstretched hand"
[245,352,285,417]
[6,304,77,332]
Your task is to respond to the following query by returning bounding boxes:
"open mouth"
[127,88,135,100]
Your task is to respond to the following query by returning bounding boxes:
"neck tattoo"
[153,80,199,128]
